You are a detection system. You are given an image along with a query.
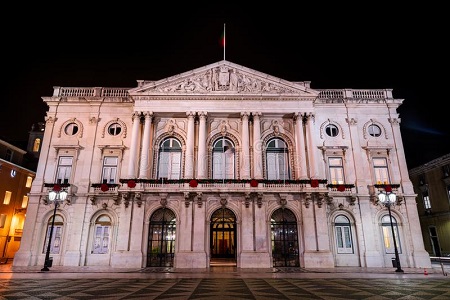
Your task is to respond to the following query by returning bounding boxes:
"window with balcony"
[102,157,118,184]
[334,215,353,254]
[56,156,73,184]
[381,214,402,254]
[43,214,64,254]
[328,157,345,184]
[266,138,290,180]
[93,214,111,254]
[158,137,182,180]
[373,157,390,184]
[212,137,235,180]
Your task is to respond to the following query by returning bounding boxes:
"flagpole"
[223,23,226,60]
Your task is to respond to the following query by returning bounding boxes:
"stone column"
[128,112,141,178]
[305,113,318,178]
[294,113,308,179]
[185,112,195,179]
[252,112,263,179]
[197,112,207,179]
[241,112,250,179]
[139,112,153,179]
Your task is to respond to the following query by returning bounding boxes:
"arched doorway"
[210,207,236,265]
[147,208,176,267]
[271,208,299,267]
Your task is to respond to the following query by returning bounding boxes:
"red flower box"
[311,179,319,188]
[101,183,109,192]
[189,179,198,187]
[127,180,136,188]
[337,185,346,192]
[250,179,258,187]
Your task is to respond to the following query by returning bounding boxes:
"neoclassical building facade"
[14,60,431,270]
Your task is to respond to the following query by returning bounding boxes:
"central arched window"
[266,138,290,180]
[381,214,402,254]
[43,214,64,254]
[93,215,111,254]
[212,137,235,179]
[158,138,182,180]
[334,215,353,253]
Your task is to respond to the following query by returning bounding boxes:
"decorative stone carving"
[184,192,191,208]
[220,194,228,207]
[257,193,263,208]
[244,192,251,208]
[160,193,168,207]
[196,192,203,208]
[304,193,311,208]
[150,66,297,94]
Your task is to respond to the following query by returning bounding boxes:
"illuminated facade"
[14,60,431,270]
[0,140,35,262]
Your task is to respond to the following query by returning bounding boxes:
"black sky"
[2,5,449,169]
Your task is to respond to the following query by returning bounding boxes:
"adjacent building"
[0,139,36,261]
[13,60,431,270]
[409,153,450,258]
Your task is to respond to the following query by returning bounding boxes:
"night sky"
[3,5,448,169]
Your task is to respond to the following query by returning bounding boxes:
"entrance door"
[147,208,176,267]
[210,208,236,260]
[271,208,299,267]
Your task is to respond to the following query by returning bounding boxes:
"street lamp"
[378,189,404,273]
[41,185,68,271]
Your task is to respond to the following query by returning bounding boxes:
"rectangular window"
[5,149,13,162]
[26,176,33,188]
[423,191,431,209]
[335,225,353,253]
[43,225,63,254]
[373,157,390,184]
[3,191,12,205]
[93,225,110,254]
[0,214,6,228]
[266,153,288,180]
[56,156,73,183]
[382,225,402,254]
[102,156,118,184]
[21,195,29,208]
[329,157,345,184]
[159,152,182,180]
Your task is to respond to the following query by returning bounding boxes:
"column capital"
[186,111,196,117]
[241,112,250,118]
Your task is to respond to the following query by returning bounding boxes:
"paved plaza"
[0,263,449,299]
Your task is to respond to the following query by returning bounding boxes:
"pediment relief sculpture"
[148,66,298,94]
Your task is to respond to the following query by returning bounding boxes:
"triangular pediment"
[129,60,318,97]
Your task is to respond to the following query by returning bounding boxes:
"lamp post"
[41,185,68,272]
[378,189,404,273]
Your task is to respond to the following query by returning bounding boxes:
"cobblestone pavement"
[0,277,449,299]
[0,263,449,299]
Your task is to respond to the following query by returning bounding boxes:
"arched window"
[212,137,235,179]
[271,208,299,267]
[43,214,64,254]
[93,215,111,254]
[266,138,290,180]
[147,208,176,267]
[381,214,402,254]
[158,138,182,180]
[334,215,353,253]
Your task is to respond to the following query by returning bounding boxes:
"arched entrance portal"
[271,208,300,267]
[147,208,176,267]
[210,207,236,265]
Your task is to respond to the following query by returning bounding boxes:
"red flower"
[189,179,198,187]
[127,180,136,188]
[385,185,392,193]
[53,184,61,192]
[101,183,109,192]
[250,179,258,187]
[337,185,346,192]
[311,179,319,188]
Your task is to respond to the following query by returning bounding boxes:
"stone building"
[409,153,450,258]
[13,60,431,270]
